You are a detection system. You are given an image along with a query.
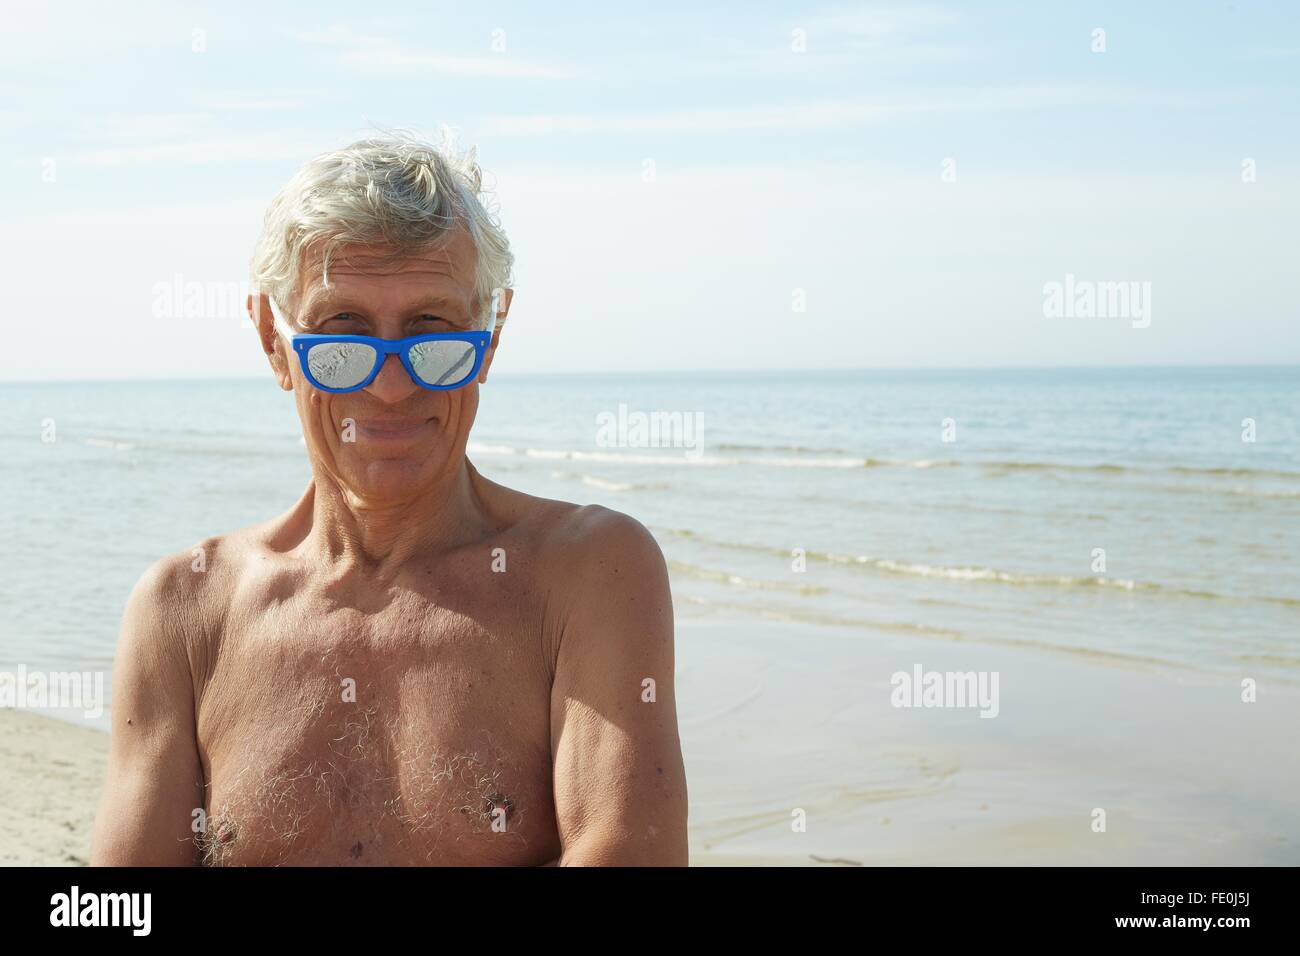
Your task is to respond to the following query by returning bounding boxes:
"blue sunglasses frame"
[268,292,499,394]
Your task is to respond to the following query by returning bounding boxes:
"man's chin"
[334,448,450,501]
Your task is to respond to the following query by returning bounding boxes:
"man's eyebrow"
[403,296,464,315]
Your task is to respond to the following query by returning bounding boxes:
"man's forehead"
[296,236,476,310]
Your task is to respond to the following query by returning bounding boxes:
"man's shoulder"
[534,502,675,703]
[549,503,663,569]
[476,470,664,573]
[531,502,672,632]
[128,526,265,622]
[480,471,668,596]
[497,486,663,575]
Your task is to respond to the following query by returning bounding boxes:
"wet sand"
[678,619,1299,865]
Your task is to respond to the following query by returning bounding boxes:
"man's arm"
[549,508,688,866]
[90,557,205,865]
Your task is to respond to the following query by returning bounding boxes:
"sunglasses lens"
[408,340,478,387]
[305,342,378,390]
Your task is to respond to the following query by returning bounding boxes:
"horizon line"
[3,362,1298,386]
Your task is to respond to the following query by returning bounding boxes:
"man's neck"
[297,457,489,576]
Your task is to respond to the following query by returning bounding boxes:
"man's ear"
[248,293,293,392]
[477,287,513,384]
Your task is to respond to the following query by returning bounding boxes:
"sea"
[2,366,1297,728]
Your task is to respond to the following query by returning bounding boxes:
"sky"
[2,0,1298,379]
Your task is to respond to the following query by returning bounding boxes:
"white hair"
[250,127,514,330]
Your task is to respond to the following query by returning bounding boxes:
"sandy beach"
[678,620,1299,866]
[0,708,106,866]
[4,617,1296,866]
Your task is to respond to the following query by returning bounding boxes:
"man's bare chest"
[194,582,559,865]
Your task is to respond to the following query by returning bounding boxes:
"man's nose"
[363,353,420,404]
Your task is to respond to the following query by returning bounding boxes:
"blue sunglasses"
[268,290,500,393]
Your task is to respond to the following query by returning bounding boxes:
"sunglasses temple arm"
[485,288,504,334]
[265,297,299,342]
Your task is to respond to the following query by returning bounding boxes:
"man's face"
[256,228,503,503]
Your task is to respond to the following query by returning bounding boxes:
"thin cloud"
[69,113,214,142]
[599,5,974,78]
[46,132,334,168]
[479,86,1228,137]
[802,4,961,39]
[289,24,579,79]
[193,89,335,112]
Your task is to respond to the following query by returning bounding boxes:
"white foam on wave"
[471,443,876,469]
[83,438,135,451]
[467,442,518,456]
[548,470,639,492]
[469,441,1300,483]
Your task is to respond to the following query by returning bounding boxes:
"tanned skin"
[90,228,688,865]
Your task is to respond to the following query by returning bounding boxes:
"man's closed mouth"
[355,417,436,441]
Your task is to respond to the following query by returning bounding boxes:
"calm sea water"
[2,367,1297,721]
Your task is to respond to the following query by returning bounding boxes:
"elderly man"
[90,133,688,866]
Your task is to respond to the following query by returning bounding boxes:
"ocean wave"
[548,470,670,493]
[523,447,721,465]
[83,437,135,451]
[794,493,1112,521]
[1170,465,1300,480]
[1233,654,1300,668]
[541,449,874,469]
[471,444,949,470]
[1144,482,1300,502]
[466,441,1300,480]
[680,595,1189,668]
[468,442,519,456]
[680,595,964,638]
[61,434,301,461]
[668,560,829,595]
[655,527,1300,607]
[715,441,851,455]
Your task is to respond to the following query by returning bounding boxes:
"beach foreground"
[0,709,106,866]
[3,618,1296,866]
[679,620,1298,865]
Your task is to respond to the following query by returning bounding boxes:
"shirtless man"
[89,133,688,866]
